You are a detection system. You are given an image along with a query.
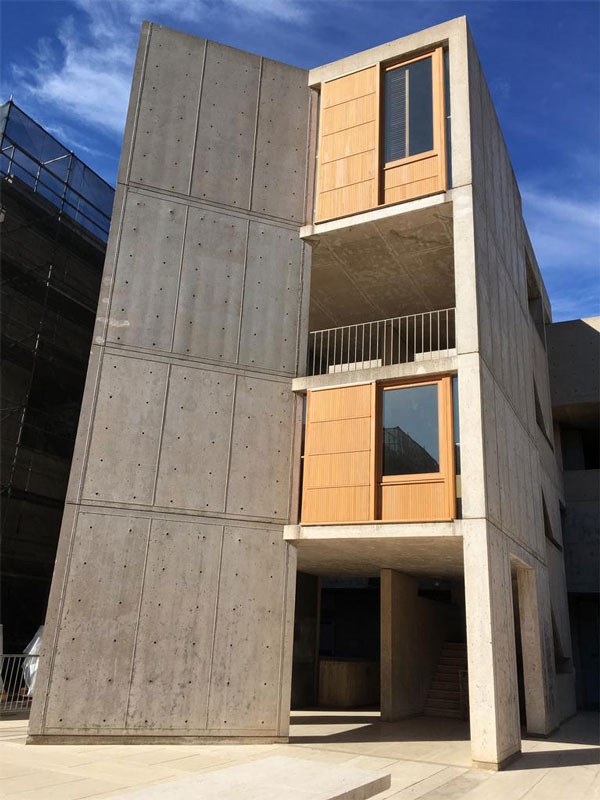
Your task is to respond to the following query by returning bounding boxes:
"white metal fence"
[0,654,39,713]
[307,308,456,376]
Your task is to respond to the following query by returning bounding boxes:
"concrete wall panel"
[108,193,186,351]
[191,42,260,207]
[31,22,310,743]
[155,365,235,512]
[239,223,303,373]
[206,527,289,732]
[126,520,223,729]
[44,512,150,729]
[226,376,293,519]
[82,354,168,505]
[172,207,247,362]
[129,26,205,194]
[251,59,309,223]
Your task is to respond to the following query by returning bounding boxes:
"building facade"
[1,101,113,653]
[29,18,579,769]
[548,318,599,712]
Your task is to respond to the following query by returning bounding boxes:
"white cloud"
[522,185,600,320]
[9,0,310,137]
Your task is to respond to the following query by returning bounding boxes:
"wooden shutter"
[301,384,375,524]
[315,67,379,222]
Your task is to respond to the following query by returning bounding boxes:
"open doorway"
[291,574,380,712]
[291,569,468,720]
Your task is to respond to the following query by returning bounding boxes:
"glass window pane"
[408,57,433,155]
[384,57,433,164]
[384,66,407,163]
[382,385,439,475]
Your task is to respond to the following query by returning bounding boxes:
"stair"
[424,642,468,719]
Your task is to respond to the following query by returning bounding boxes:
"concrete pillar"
[381,570,420,721]
[517,566,557,736]
[464,523,521,769]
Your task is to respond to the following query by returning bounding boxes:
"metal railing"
[0,100,113,242]
[0,654,39,713]
[307,307,456,376]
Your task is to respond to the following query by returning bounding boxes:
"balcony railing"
[307,308,456,377]
[1,654,39,714]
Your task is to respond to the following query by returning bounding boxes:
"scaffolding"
[0,100,114,651]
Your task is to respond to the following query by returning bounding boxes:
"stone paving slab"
[107,755,391,799]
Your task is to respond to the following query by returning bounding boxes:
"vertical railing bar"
[346,326,350,370]
[429,311,432,360]
[361,323,365,369]
[437,310,440,356]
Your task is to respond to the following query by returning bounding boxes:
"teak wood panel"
[315,66,379,222]
[300,376,455,525]
[378,376,455,522]
[301,384,375,523]
[314,47,446,222]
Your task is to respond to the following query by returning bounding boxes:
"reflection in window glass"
[384,57,433,163]
[382,385,439,475]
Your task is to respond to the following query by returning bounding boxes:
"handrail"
[0,135,111,241]
[307,307,456,376]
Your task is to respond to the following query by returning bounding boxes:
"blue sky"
[2,0,598,320]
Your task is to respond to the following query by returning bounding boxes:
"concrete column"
[381,570,420,721]
[464,523,521,769]
[517,566,557,736]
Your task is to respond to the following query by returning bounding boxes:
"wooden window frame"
[375,375,455,522]
[313,46,448,223]
[299,375,456,525]
[379,46,447,207]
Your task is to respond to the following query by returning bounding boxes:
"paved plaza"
[1,711,598,798]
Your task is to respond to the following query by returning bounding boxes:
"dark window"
[382,384,439,475]
[384,57,433,163]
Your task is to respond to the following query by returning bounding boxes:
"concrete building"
[29,17,583,770]
[0,100,113,653]
[548,318,599,711]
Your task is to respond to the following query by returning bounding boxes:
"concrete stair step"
[109,756,392,800]
[439,656,467,667]
[424,697,460,710]
[429,689,460,700]
[424,707,463,719]
[435,664,464,675]
[431,680,460,692]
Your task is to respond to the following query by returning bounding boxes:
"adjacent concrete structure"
[30,17,586,771]
[548,317,599,711]
[0,100,113,653]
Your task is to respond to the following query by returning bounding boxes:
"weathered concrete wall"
[464,24,575,734]
[547,318,600,409]
[29,23,312,742]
